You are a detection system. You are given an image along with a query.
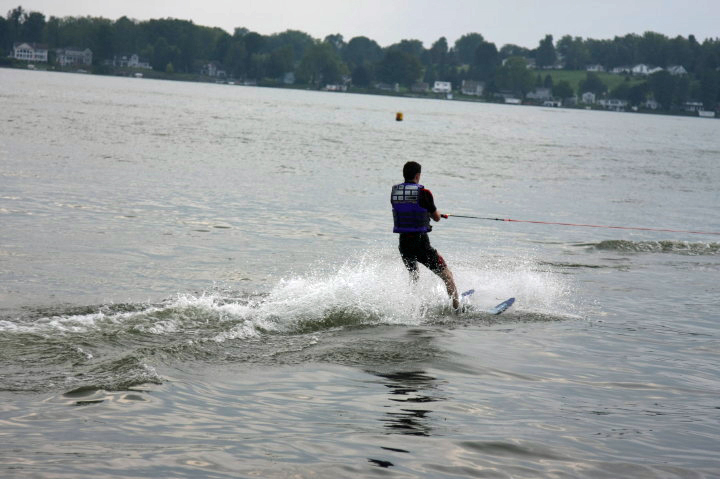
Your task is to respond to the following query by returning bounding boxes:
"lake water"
[1,68,719,478]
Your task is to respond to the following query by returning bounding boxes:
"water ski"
[460,289,515,315]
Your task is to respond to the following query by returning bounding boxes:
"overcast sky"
[4,0,718,48]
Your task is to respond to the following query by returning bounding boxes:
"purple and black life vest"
[391,182,431,233]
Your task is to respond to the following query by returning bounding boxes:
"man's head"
[403,161,422,182]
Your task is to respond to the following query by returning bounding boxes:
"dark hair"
[403,161,421,181]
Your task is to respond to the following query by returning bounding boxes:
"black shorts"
[398,233,447,276]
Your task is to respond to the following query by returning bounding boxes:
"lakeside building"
[201,62,226,78]
[668,65,688,76]
[12,42,48,62]
[107,54,152,70]
[586,64,605,72]
[375,82,399,92]
[460,80,484,96]
[56,48,92,67]
[526,87,552,101]
[598,98,628,111]
[411,82,429,93]
[581,92,596,104]
[432,81,452,93]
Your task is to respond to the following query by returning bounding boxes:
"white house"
[632,64,650,76]
[460,80,484,96]
[12,42,48,62]
[109,54,152,69]
[611,66,631,75]
[411,82,429,93]
[581,91,596,104]
[644,99,660,110]
[201,62,226,78]
[683,101,704,112]
[598,98,628,111]
[667,65,687,76]
[648,66,664,75]
[56,48,92,67]
[432,81,452,93]
[586,64,605,72]
[526,87,552,101]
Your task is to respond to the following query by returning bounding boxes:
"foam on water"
[0,250,577,391]
[0,250,576,338]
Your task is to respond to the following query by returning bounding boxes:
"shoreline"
[2,64,715,120]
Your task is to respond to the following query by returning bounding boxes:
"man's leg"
[402,256,420,283]
[421,243,460,311]
[438,267,459,311]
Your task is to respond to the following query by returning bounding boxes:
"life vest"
[391,182,431,233]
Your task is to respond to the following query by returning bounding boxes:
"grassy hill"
[535,70,645,94]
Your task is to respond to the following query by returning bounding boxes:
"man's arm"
[422,189,443,222]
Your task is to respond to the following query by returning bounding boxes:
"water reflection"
[372,370,444,437]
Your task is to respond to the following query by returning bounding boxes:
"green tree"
[535,34,557,68]
[429,36,449,65]
[343,36,382,68]
[21,11,45,43]
[544,74,553,89]
[324,33,344,54]
[351,63,373,87]
[648,70,674,109]
[471,41,498,81]
[266,29,314,64]
[554,80,574,99]
[699,70,720,110]
[296,41,347,85]
[628,82,649,106]
[580,72,607,94]
[112,16,139,55]
[639,31,669,66]
[610,81,631,100]
[223,38,246,77]
[377,48,422,86]
[454,33,485,64]
[267,44,294,78]
[499,44,530,59]
[495,56,534,94]
[389,39,425,59]
[557,35,590,70]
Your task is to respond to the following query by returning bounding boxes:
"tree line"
[2,6,719,110]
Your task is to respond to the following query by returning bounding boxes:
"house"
[283,72,295,85]
[461,80,484,96]
[108,54,152,69]
[598,98,628,111]
[375,82,399,92]
[201,62,226,78]
[581,92,596,104]
[667,65,687,76]
[526,87,552,101]
[12,42,48,62]
[611,66,631,75]
[586,64,605,72]
[411,82,429,93]
[644,99,660,110]
[56,48,92,67]
[683,101,704,112]
[632,64,650,76]
[648,66,664,75]
[432,81,452,93]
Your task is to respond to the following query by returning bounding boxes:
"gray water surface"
[1,69,719,478]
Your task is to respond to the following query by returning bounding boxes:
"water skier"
[391,161,460,311]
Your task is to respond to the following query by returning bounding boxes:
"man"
[391,161,460,311]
